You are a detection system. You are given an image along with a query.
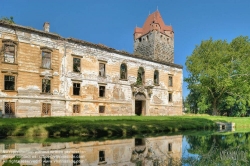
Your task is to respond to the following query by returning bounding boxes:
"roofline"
[0,21,183,69]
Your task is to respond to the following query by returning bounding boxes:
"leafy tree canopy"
[0,16,15,24]
[185,36,250,116]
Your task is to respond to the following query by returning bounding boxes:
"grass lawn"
[0,115,250,138]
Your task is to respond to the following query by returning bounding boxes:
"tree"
[185,36,250,116]
[0,16,15,24]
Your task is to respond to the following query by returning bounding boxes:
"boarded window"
[154,70,159,85]
[99,106,105,113]
[137,67,145,85]
[73,58,81,72]
[73,105,80,113]
[42,157,51,166]
[99,151,105,162]
[73,153,80,166]
[99,86,105,97]
[120,63,127,79]
[4,75,15,90]
[42,103,51,116]
[99,63,106,77]
[42,51,51,69]
[169,93,173,102]
[42,79,51,93]
[168,143,172,151]
[5,102,15,115]
[73,83,80,95]
[168,76,173,87]
[4,44,15,63]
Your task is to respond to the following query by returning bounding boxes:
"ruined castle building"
[0,10,183,117]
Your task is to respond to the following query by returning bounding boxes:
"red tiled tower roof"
[134,10,173,39]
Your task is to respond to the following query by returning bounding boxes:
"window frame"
[154,70,159,85]
[73,104,80,113]
[41,78,51,94]
[41,103,51,116]
[40,47,53,69]
[137,67,145,85]
[73,82,81,96]
[99,85,106,97]
[2,39,17,64]
[4,75,16,91]
[98,60,107,77]
[168,75,173,87]
[73,56,81,73]
[120,63,127,80]
[4,102,15,116]
[99,105,105,113]
[168,92,173,102]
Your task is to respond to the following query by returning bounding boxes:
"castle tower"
[134,11,174,63]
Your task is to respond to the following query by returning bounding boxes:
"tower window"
[154,70,159,85]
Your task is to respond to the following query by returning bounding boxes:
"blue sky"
[1,0,250,98]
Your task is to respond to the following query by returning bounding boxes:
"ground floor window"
[42,103,51,116]
[42,156,51,166]
[99,150,105,162]
[99,106,105,113]
[73,153,80,166]
[73,104,80,113]
[5,102,15,115]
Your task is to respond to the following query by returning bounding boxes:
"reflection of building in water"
[0,135,182,166]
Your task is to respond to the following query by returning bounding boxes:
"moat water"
[1,131,249,166]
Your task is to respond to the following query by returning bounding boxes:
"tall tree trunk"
[212,100,217,115]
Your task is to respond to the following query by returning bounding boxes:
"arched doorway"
[135,93,146,116]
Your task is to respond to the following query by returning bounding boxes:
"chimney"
[43,22,50,32]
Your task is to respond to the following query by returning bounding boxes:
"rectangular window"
[73,58,81,72]
[168,93,173,102]
[42,79,51,93]
[99,86,105,97]
[42,103,51,116]
[73,83,80,95]
[5,143,15,150]
[168,143,172,151]
[73,105,80,113]
[168,76,173,87]
[4,75,15,90]
[42,51,51,69]
[73,153,80,166]
[99,151,105,162]
[4,102,15,115]
[42,157,51,166]
[4,44,15,63]
[99,63,106,77]
[99,106,105,113]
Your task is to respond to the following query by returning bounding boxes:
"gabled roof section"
[134,10,173,38]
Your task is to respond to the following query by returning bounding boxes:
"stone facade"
[0,11,183,117]
[0,135,182,165]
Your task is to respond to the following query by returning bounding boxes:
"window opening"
[73,153,80,166]
[99,86,105,97]
[73,83,80,95]
[42,79,51,93]
[99,151,105,162]
[4,44,15,63]
[168,76,173,87]
[73,105,80,113]
[154,70,159,85]
[120,63,127,79]
[5,102,15,115]
[42,51,51,69]
[99,63,106,77]
[4,75,15,90]
[73,57,81,72]
[42,103,51,116]
[99,106,105,113]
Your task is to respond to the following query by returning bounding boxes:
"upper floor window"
[168,92,173,102]
[73,57,81,72]
[41,47,52,69]
[168,75,173,87]
[73,83,80,95]
[99,85,105,97]
[4,75,15,90]
[99,63,106,77]
[120,63,127,80]
[136,67,145,85]
[42,79,51,93]
[2,40,17,64]
[154,70,159,85]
